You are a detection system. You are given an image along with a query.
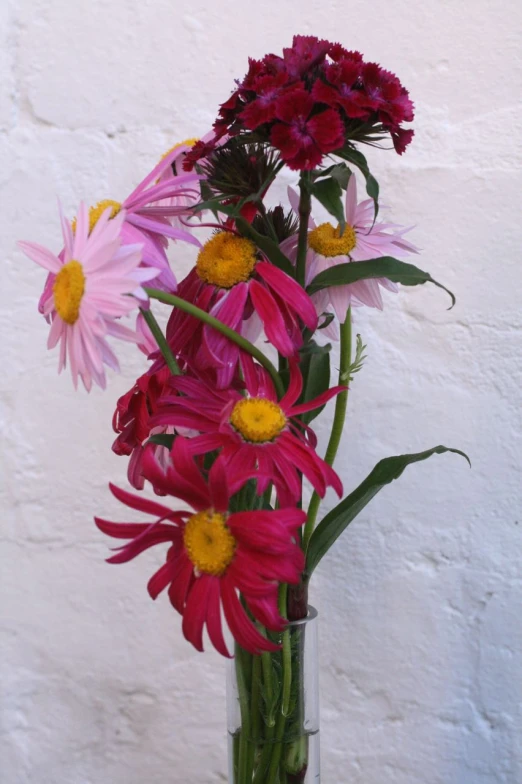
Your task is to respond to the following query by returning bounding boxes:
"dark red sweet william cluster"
[185,35,414,172]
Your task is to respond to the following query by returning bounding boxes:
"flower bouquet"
[20,35,468,784]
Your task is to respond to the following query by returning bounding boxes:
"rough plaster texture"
[1,1,521,782]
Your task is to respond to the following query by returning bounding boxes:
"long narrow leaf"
[309,177,346,232]
[307,256,456,308]
[306,445,470,576]
[334,146,379,218]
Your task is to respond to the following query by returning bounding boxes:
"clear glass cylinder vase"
[227,606,319,784]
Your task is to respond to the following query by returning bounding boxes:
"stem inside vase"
[227,607,320,783]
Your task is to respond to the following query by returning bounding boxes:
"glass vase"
[227,606,320,783]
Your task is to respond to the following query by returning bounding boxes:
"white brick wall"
[2,1,521,782]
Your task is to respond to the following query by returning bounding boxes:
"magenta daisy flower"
[19,204,158,391]
[167,230,318,387]
[95,438,306,656]
[283,175,419,323]
[151,355,344,506]
[112,364,173,490]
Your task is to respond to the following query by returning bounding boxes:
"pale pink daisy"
[19,203,159,391]
[36,148,202,317]
[283,175,419,326]
[153,131,229,232]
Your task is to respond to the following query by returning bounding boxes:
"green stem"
[303,308,352,551]
[296,174,311,288]
[139,307,181,376]
[145,288,284,399]
[266,708,287,784]
[250,654,262,742]
[279,585,292,717]
[236,646,253,783]
[264,586,293,784]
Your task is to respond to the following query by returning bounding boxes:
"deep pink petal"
[182,576,212,652]
[206,579,231,658]
[108,482,175,519]
[280,360,303,409]
[221,579,280,654]
[148,560,175,599]
[208,457,230,512]
[256,261,317,330]
[168,552,195,614]
[249,279,295,356]
[288,384,346,416]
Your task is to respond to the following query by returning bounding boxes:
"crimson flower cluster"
[185,34,414,171]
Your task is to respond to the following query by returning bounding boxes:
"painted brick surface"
[2,1,521,782]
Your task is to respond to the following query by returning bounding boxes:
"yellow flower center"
[308,222,357,257]
[161,137,200,160]
[230,398,287,443]
[53,260,86,324]
[196,232,257,289]
[183,510,236,577]
[71,199,122,234]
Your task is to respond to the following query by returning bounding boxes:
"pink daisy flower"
[283,175,419,324]
[36,149,202,316]
[19,204,158,391]
[153,136,211,232]
[151,355,344,506]
[95,437,306,656]
[167,230,318,387]
[94,148,202,290]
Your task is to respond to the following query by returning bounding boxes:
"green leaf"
[298,341,331,425]
[306,445,471,577]
[191,195,238,216]
[307,256,456,309]
[147,433,175,449]
[309,177,346,233]
[235,216,295,278]
[334,146,379,219]
[314,162,351,190]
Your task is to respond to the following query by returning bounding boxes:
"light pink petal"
[18,242,62,274]
[345,175,358,225]
[72,202,89,259]
[47,315,64,349]
[126,213,201,247]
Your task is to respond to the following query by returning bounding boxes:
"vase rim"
[287,604,318,628]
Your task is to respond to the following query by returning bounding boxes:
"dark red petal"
[391,127,414,154]
[306,109,345,152]
[274,88,314,123]
[270,121,302,160]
